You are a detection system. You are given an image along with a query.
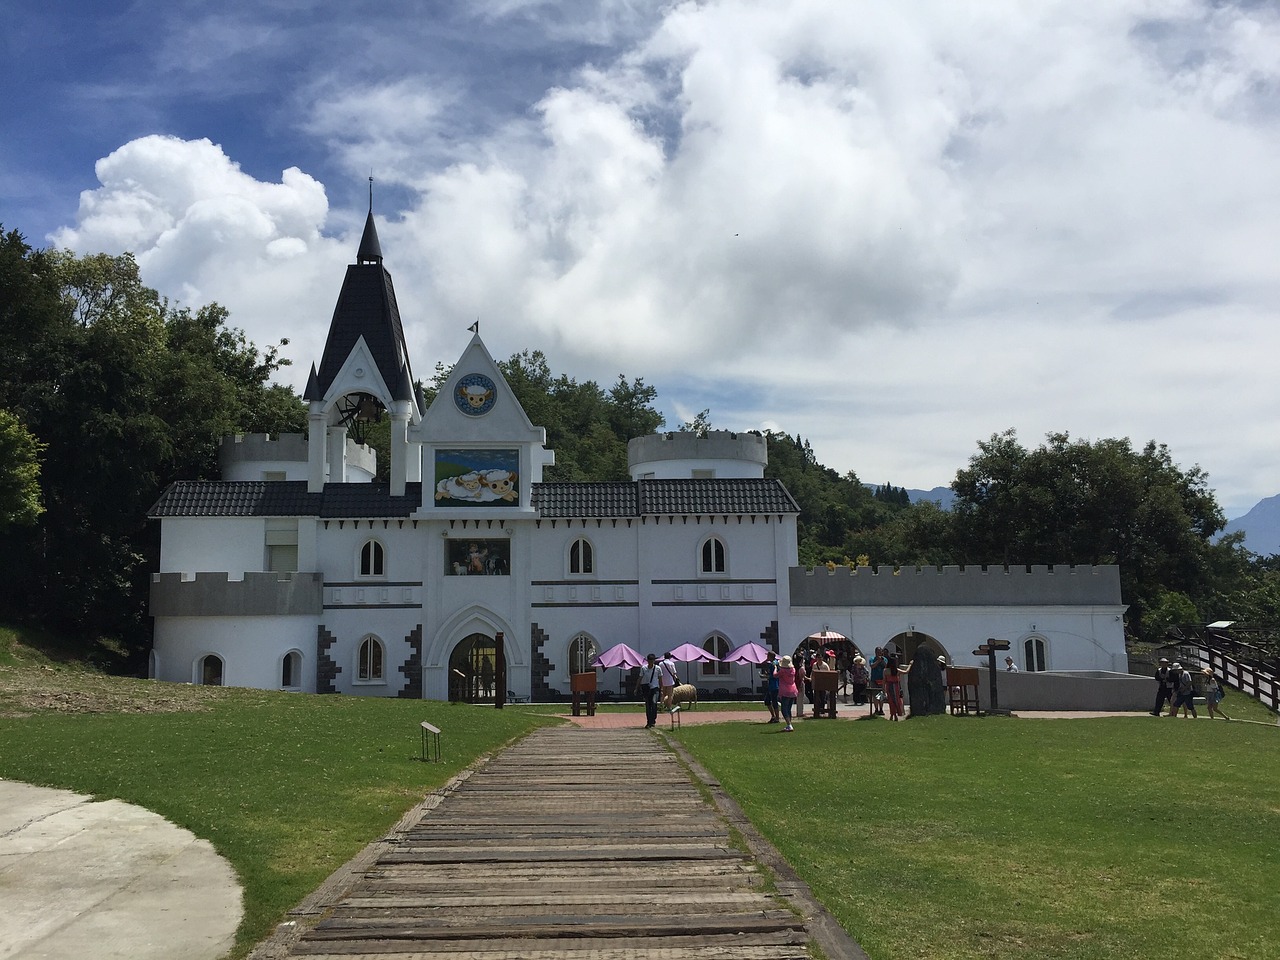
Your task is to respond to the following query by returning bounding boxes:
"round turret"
[627,431,768,480]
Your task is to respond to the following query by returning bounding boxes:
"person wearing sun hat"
[1167,662,1198,718]
[1150,657,1175,716]
[850,653,869,705]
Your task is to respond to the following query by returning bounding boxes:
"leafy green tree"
[0,409,44,530]
[950,429,1236,640]
[607,375,664,440]
[0,229,304,663]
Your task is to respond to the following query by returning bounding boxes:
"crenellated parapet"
[789,564,1123,607]
[220,433,308,465]
[151,571,323,617]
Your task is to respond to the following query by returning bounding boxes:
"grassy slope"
[0,625,555,957]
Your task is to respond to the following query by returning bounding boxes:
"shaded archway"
[449,633,497,703]
[888,631,948,716]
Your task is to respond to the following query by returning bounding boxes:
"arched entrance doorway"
[886,631,948,663]
[449,633,497,703]
[888,631,949,716]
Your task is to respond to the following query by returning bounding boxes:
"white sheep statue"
[670,683,698,708]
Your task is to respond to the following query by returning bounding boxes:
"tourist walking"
[812,649,835,715]
[1202,668,1230,720]
[1004,656,1019,672]
[762,652,781,723]
[641,654,662,728]
[1150,658,1175,716]
[778,655,800,731]
[869,647,888,716]
[884,654,911,720]
[659,652,679,709]
[1167,662,1197,718]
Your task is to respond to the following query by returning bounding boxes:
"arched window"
[358,635,385,682]
[360,540,385,577]
[701,634,732,676]
[700,536,726,574]
[1023,636,1047,672]
[281,651,303,689]
[200,654,223,686]
[569,537,593,575]
[568,634,598,675]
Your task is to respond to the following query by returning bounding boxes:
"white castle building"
[147,213,1129,700]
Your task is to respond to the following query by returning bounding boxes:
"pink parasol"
[666,641,720,685]
[591,642,647,698]
[722,641,772,664]
[591,642,646,669]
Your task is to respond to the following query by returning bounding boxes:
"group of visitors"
[762,645,914,725]
[1151,657,1230,720]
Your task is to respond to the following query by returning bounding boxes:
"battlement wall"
[220,433,308,465]
[789,564,1123,607]
[151,571,323,617]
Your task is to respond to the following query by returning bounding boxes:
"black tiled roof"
[637,478,799,515]
[149,478,799,519]
[535,478,798,518]
[148,482,421,518]
[533,483,638,518]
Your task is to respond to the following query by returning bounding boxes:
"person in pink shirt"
[778,655,804,732]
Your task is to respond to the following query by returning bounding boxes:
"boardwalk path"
[262,725,865,959]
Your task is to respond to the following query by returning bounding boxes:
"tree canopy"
[0,228,305,663]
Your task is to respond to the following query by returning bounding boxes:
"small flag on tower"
[468,321,479,333]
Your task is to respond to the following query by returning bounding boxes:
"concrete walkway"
[0,780,241,960]
[250,726,868,959]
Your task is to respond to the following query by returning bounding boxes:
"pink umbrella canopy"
[722,641,772,664]
[591,643,646,669]
[666,642,719,685]
[667,642,719,663]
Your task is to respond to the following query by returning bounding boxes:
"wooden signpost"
[971,638,1011,715]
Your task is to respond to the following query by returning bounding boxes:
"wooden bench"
[420,721,442,762]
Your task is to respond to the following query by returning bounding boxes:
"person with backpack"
[1167,662,1197,718]
[1202,668,1230,721]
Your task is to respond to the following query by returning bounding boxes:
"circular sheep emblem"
[454,373,497,416]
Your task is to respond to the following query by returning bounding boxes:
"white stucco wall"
[159,517,267,575]
[152,615,319,690]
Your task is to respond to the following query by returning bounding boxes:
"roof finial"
[468,320,479,334]
[368,172,374,214]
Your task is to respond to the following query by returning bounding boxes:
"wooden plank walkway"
[279,726,817,959]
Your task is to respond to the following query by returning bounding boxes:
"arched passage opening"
[449,633,497,703]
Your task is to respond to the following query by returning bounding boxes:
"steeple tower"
[304,184,421,494]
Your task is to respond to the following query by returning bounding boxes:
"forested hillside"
[2,225,1276,663]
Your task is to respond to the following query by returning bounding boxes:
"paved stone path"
[258,726,865,959]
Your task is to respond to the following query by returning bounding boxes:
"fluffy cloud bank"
[48,1,1280,510]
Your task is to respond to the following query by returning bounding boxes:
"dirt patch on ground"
[0,666,219,718]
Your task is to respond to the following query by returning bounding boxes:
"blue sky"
[4,1,1279,516]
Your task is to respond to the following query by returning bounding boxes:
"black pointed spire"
[357,177,382,264]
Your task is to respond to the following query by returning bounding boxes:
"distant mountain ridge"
[907,486,956,509]
[1222,494,1280,556]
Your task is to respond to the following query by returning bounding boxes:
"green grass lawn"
[4,623,1277,960]
[676,706,1280,960]
[0,627,555,957]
